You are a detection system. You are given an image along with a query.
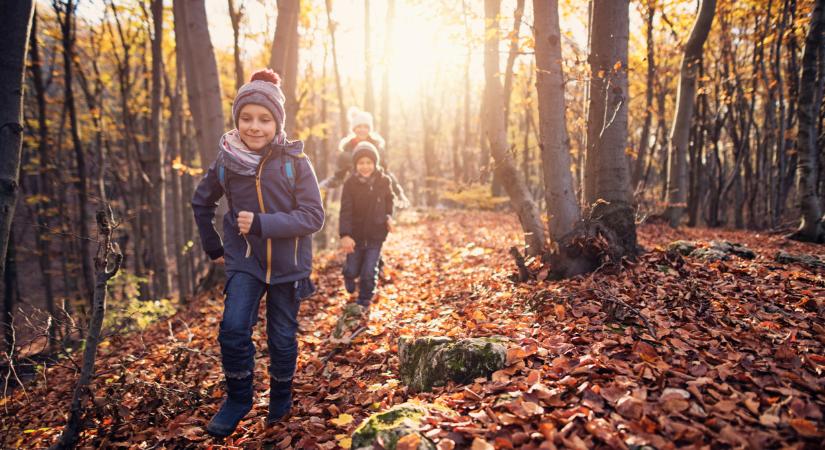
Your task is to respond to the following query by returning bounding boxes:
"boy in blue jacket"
[339,141,394,312]
[192,69,324,437]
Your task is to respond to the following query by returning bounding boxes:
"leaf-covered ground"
[3,210,824,449]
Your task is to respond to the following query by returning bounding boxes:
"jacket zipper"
[293,238,298,266]
[256,149,274,283]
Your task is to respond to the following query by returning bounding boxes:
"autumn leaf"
[789,418,823,437]
[329,413,354,427]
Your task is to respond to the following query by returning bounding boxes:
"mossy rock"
[351,402,438,450]
[331,303,365,343]
[669,240,755,261]
[398,336,507,392]
[775,251,825,270]
[707,240,755,259]
[667,240,698,256]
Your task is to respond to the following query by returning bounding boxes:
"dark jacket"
[339,170,394,244]
[192,140,324,285]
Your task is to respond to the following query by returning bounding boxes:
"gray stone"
[775,251,825,269]
[667,240,698,256]
[398,336,507,392]
[684,240,756,261]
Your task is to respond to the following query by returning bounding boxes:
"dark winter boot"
[266,378,293,425]
[206,374,254,438]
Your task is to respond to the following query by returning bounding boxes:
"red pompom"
[250,68,281,86]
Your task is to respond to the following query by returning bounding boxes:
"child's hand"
[340,236,355,254]
[237,211,254,234]
[214,256,225,264]
[387,216,394,233]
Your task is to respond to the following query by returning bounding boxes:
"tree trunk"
[554,0,637,279]
[0,1,33,283]
[364,0,375,113]
[270,0,300,136]
[149,0,170,298]
[789,0,825,242]
[664,0,717,227]
[26,8,58,350]
[533,0,580,243]
[2,229,18,351]
[632,0,655,190]
[503,0,526,132]
[484,0,546,256]
[57,0,95,302]
[380,0,394,153]
[176,0,225,167]
[228,0,245,91]
[324,0,348,135]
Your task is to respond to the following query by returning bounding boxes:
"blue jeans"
[342,241,383,307]
[218,271,309,382]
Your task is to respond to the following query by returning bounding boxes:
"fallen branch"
[51,203,123,450]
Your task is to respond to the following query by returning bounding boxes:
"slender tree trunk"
[324,0,348,135]
[503,0,526,132]
[270,0,300,136]
[364,0,374,113]
[462,0,474,183]
[228,0,245,91]
[176,0,225,167]
[632,0,656,190]
[0,2,33,282]
[484,0,546,256]
[533,0,580,243]
[149,0,170,297]
[380,0,394,153]
[422,94,439,206]
[26,9,58,349]
[55,0,95,302]
[665,0,717,227]
[789,0,825,242]
[2,230,17,351]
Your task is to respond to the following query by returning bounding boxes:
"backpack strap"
[217,161,236,217]
[281,151,301,209]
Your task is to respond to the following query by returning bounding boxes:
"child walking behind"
[191,69,324,437]
[338,141,394,310]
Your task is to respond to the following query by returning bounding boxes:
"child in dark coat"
[338,141,394,310]
[191,69,324,437]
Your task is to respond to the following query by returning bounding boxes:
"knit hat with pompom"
[232,69,286,132]
[347,107,373,132]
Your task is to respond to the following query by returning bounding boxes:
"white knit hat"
[347,107,373,132]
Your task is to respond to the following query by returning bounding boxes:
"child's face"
[238,104,277,151]
[353,124,370,139]
[356,157,375,177]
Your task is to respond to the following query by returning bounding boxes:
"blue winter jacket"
[192,140,325,285]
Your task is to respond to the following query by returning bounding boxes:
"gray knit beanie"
[232,69,286,132]
[352,141,380,167]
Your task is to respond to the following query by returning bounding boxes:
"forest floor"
[2,210,824,449]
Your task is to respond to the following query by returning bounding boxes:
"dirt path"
[4,210,823,449]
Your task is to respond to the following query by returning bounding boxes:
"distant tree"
[484,0,546,256]
[789,0,825,243]
[664,0,717,227]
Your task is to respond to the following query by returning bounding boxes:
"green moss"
[398,336,507,392]
[351,403,434,450]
